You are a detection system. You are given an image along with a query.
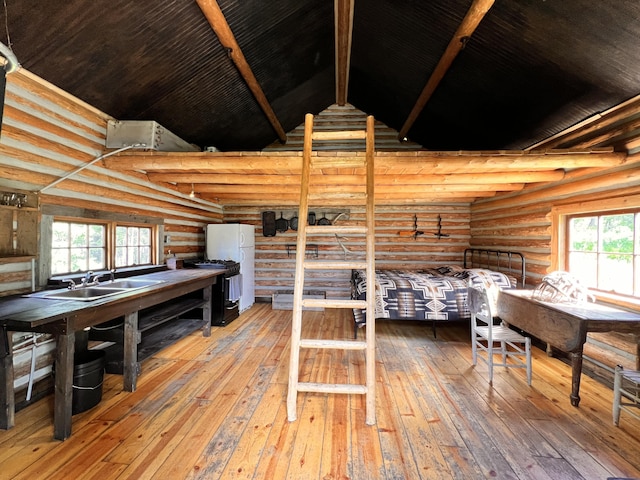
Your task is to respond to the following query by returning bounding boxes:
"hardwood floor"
[1,303,639,479]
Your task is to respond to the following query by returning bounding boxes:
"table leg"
[202,284,212,337]
[123,311,139,392]
[570,350,583,407]
[54,332,75,440]
[0,327,15,430]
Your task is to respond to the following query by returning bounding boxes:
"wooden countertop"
[0,268,225,332]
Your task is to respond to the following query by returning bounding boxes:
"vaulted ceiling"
[5,0,640,153]
[3,1,640,207]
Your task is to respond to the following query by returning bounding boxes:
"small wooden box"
[272,290,326,311]
[166,257,183,269]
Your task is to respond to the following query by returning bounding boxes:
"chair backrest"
[468,286,493,324]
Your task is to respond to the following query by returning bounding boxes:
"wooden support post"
[54,331,75,440]
[123,311,139,392]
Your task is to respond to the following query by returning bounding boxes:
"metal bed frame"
[463,248,526,288]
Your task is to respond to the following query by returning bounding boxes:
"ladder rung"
[297,382,368,395]
[304,260,367,270]
[306,225,367,235]
[302,298,367,309]
[312,130,366,141]
[299,339,367,350]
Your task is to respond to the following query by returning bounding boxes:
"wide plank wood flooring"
[1,303,640,479]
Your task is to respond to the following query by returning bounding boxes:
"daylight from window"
[568,212,638,297]
[51,221,106,275]
[115,225,152,268]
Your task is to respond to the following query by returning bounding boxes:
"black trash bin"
[71,349,106,414]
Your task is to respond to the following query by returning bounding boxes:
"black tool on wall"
[262,211,276,236]
[275,212,288,233]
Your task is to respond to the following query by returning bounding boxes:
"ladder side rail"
[287,113,315,422]
[364,114,376,426]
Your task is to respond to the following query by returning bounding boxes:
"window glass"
[52,221,106,275]
[567,211,638,297]
[51,220,154,275]
[115,225,153,268]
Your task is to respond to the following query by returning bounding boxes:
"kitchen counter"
[0,268,225,440]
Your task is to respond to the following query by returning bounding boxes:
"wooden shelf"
[139,298,207,332]
[0,255,36,264]
[90,296,209,374]
[0,205,38,212]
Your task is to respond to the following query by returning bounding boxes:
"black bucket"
[71,349,106,415]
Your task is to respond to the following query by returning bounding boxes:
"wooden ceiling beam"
[398,0,495,141]
[104,149,625,172]
[335,0,355,105]
[149,171,564,185]
[200,192,493,206]
[181,183,522,195]
[196,0,287,143]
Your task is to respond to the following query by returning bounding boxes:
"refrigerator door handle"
[241,249,246,262]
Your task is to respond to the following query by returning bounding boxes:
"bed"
[351,248,525,337]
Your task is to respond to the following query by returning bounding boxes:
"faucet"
[62,278,76,290]
[81,271,94,287]
[110,268,117,282]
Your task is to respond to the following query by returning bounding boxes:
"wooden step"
[299,339,367,350]
[297,382,368,395]
[311,130,366,141]
[301,298,366,309]
[306,225,367,235]
[303,260,367,270]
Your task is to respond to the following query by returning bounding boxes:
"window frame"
[552,194,640,309]
[51,216,157,276]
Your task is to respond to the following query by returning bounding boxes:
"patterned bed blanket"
[352,266,515,325]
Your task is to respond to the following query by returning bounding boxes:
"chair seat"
[475,325,529,343]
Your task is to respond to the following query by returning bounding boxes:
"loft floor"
[1,303,639,479]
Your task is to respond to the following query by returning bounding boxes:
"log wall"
[470,156,640,375]
[0,69,223,297]
[0,69,223,401]
[225,204,471,301]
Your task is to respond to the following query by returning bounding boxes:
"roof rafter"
[398,0,495,141]
[196,0,287,143]
[335,0,355,105]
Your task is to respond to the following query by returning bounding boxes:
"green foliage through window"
[568,212,638,297]
[51,220,154,275]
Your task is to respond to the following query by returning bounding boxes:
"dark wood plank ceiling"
[3,0,640,153]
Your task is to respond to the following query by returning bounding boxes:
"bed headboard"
[463,248,526,288]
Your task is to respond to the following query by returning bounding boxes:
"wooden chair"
[468,286,532,385]
[613,365,640,426]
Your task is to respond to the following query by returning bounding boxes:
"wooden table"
[497,290,640,407]
[0,268,224,440]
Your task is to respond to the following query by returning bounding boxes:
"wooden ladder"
[286,113,376,425]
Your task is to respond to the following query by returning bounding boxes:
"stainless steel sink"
[26,277,164,301]
[38,287,128,301]
[102,279,164,289]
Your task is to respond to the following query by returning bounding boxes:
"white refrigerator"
[206,223,255,313]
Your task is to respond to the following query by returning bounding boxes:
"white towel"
[228,274,242,302]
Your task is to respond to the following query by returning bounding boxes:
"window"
[52,221,107,275]
[51,219,155,275]
[115,225,152,268]
[566,210,639,297]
